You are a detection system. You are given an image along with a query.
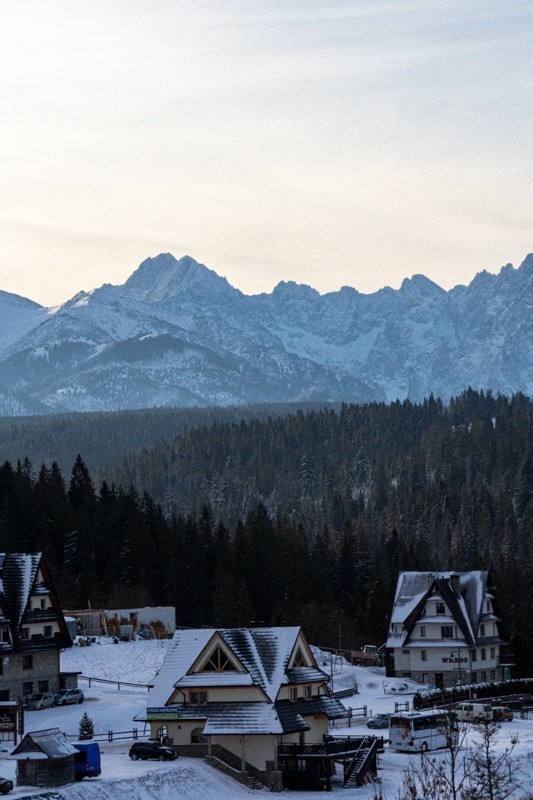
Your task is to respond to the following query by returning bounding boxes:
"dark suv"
[129,741,177,761]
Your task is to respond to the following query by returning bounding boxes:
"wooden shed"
[12,728,78,788]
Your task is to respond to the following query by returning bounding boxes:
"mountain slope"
[0,253,531,414]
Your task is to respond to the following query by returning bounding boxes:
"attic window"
[436,602,445,615]
[293,648,307,667]
[200,646,238,673]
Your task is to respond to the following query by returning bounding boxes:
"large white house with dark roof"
[137,626,347,785]
[385,571,508,689]
[0,553,72,701]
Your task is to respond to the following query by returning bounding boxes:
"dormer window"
[199,646,238,673]
[436,602,445,615]
[293,648,307,667]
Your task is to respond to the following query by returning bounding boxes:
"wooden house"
[0,553,72,702]
[136,626,366,789]
[12,728,78,787]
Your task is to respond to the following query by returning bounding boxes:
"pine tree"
[78,711,94,740]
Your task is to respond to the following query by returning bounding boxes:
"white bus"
[389,710,458,753]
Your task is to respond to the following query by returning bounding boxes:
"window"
[189,690,208,705]
[43,626,52,638]
[22,681,33,695]
[436,602,445,615]
[486,600,491,612]
[200,645,238,673]
[490,670,495,681]
[289,687,298,702]
[441,626,453,639]
[480,671,487,682]
[20,628,29,640]
[479,624,485,637]
[471,649,477,663]
[40,598,46,610]
[38,680,49,692]
[490,647,495,659]
[421,673,427,682]
[481,648,486,661]
[293,648,307,667]
[191,727,207,744]
[402,649,410,655]
[421,650,427,662]
[471,671,477,683]
[0,628,9,643]
[22,655,33,670]
[304,685,312,700]
[420,626,426,638]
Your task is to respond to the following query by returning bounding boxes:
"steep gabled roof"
[387,570,489,648]
[149,626,316,707]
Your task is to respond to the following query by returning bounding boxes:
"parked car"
[492,706,514,722]
[54,688,84,705]
[455,702,493,723]
[129,741,177,761]
[0,776,13,794]
[25,691,56,710]
[367,713,392,729]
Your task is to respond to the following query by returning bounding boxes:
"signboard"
[146,707,180,721]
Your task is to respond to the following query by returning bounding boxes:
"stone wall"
[0,649,60,700]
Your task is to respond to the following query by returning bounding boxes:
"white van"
[455,702,493,723]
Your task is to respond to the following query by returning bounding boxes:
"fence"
[79,675,153,691]
[394,701,410,713]
[331,706,367,727]
[65,727,149,743]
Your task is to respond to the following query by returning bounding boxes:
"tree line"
[0,389,531,673]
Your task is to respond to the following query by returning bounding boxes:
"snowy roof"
[148,626,308,707]
[203,703,284,735]
[137,694,345,734]
[387,571,490,648]
[12,728,79,760]
[1,552,41,628]
[175,673,253,688]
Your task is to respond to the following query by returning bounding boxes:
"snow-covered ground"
[0,639,531,799]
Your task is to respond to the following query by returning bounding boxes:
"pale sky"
[1,0,531,306]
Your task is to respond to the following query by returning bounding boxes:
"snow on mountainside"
[0,253,531,414]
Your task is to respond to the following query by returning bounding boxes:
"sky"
[0,0,531,307]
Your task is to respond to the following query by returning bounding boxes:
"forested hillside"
[0,390,531,673]
[0,401,329,475]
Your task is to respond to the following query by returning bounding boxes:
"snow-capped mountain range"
[0,253,531,415]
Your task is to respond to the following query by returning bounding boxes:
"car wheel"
[158,754,165,761]
[62,700,67,706]
[131,754,138,760]
[78,697,83,703]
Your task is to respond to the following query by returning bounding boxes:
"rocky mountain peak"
[121,253,236,303]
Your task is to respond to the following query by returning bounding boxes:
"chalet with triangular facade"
[137,626,350,787]
[0,553,72,701]
[385,571,508,689]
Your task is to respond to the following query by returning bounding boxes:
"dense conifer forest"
[0,390,531,673]
[0,401,329,476]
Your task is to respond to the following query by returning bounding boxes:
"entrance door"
[434,673,444,689]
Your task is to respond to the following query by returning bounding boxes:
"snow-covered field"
[0,638,531,799]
